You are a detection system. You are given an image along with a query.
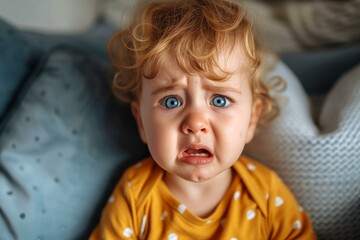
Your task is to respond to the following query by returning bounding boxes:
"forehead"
[216,43,247,73]
[140,49,252,98]
[156,43,248,81]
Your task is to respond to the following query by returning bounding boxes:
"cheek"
[217,121,248,161]
[222,123,246,147]
[215,110,251,147]
[142,111,179,158]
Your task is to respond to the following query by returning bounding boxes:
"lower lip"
[179,155,214,165]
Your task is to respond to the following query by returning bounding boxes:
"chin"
[182,172,213,183]
[188,176,208,183]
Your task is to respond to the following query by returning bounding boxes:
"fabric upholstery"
[245,60,360,240]
[0,47,147,240]
[0,19,39,120]
[244,0,360,52]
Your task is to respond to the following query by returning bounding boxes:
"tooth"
[189,153,207,156]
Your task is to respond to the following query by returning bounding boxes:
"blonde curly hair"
[108,0,280,124]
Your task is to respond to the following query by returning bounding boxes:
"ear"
[131,102,147,143]
[245,98,262,144]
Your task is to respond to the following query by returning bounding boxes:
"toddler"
[90,0,317,239]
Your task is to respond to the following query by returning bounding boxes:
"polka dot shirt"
[90,156,316,239]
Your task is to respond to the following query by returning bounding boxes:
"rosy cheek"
[222,120,247,143]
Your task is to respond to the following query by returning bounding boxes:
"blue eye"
[211,95,230,107]
[161,96,182,109]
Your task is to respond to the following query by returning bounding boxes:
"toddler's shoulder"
[233,155,290,215]
[118,157,163,202]
[235,155,279,183]
[122,157,158,180]
[236,157,317,239]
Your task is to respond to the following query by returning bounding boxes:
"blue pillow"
[22,21,116,60]
[0,19,39,120]
[0,46,148,240]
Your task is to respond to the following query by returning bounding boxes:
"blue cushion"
[22,21,116,60]
[0,46,148,239]
[0,19,39,120]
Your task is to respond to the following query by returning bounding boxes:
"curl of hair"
[108,0,282,124]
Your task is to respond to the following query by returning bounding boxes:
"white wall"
[0,0,99,34]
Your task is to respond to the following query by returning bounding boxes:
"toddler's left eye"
[211,95,230,107]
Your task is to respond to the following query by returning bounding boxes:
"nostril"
[201,127,207,133]
[184,127,207,134]
[186,128,195,134]
[182,113,209,134]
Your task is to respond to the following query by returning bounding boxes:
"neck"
[164,169,233,218]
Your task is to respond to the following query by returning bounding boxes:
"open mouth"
[179,145,214,164]
[183,148,212,157]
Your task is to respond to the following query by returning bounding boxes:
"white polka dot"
[275,196,284,207]
[178,204,187,214]
[140,215,147,236]
[231,238,238,240]
[160,211,168,221]
[233,191,241,200]
[247,163,256,171]
[123,227,133,238]
[168,233,178,240]
[108,195,114,203]
[293,220,302,230]
[247,210,256,220]
[299,206,304,212]
[127,181,132,188]
[265,193,270,201]
[206,220,213,224]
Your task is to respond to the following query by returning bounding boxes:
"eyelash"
[159,96,182,109]
[159,95,232,109]
[210,95,232,108]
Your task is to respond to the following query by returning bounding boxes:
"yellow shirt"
[90,156,317,239]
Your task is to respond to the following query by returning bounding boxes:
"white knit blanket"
[245,60,360,239]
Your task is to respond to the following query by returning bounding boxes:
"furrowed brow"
[151,83,185,96]
[203,84,242,94]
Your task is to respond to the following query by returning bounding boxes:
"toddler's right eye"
[160,96,182,109]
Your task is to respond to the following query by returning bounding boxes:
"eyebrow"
[151,83,242,96]
[151,83,185,96]
[203,84,242,94]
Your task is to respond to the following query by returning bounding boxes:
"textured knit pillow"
[245,61,360,240]
[0,47,147,240]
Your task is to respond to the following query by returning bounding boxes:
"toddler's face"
[132,45,261,182]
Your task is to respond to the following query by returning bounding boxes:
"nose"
[181,112,209,134]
